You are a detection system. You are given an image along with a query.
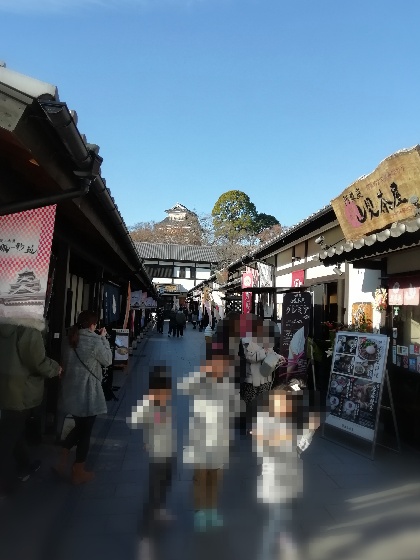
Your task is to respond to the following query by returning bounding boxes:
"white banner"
[257,262,273,288]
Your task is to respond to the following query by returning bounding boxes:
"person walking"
[156,308,164,334]
[0,315,61,497]
[54,310,112,485]
[168,307,177,337]
[240,318,282,436]
[127,365,176,556]
[177,345,242,532]
[191,310,198,329]
[251,380,320,560]
[175,308,186,338]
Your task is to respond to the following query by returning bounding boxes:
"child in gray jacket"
[127,365,176,545]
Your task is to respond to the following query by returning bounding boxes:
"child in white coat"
[252,380,320,560]
[177,348,242,532]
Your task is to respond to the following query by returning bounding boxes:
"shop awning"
[317,216,420,266]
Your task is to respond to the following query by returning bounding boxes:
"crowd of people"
[128,312,321,559]
[0,309,320,560]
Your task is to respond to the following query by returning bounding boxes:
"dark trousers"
[0,409,31,487]
[140,457,175,537]
[62,415,96,463]
[176,326,184,337]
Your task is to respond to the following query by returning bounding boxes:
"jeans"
[176,326,184,337]
[140,457,175,536]
[258,501,297,560]
[62,415,96,462]
[0,409,31,487]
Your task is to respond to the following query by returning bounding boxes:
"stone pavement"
[1,323,420,560]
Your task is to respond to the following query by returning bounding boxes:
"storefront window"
[392,305,420,372]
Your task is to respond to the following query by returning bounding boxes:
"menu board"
[325,332,389,441]
[113,328,129,363]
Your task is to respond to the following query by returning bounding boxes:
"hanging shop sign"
[130,290,142,308]
[0,205,56,320]
[103,283,121,323]
[325,332,389,442]
[113,328,129,363]
[291,269,304,288]
[388,276,420,306]
[257,262,273,288]
[331,146,420,241]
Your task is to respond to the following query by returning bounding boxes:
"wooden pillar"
[49,242,70,362]
[44,241,69,437]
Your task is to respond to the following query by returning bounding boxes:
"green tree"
[212,190,258,239]
[255,212,280,234]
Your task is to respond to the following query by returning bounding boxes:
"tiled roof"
[135,242,218,263]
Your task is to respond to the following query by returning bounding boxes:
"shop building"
[135,242,217,313]
[318,146,420,446]
[0,63,155,434]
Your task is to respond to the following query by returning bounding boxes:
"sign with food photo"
[113,329,129,362]
[325,332,389,441]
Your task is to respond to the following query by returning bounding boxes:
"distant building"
[156,203,201,244]
[135,242,218,312]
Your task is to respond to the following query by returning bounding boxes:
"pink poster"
[0,206,56,320]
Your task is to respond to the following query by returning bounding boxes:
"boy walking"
[127,365,176,555]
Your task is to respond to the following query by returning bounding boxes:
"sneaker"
[17,460,41,482]
[194,510,208,532]
[207,509,224,528]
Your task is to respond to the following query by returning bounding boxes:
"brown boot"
[71,462,95,485]
[52,448,70,478]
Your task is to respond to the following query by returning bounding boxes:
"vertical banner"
[325,332,389,442]
[257,262,273,288]
[242,271,253,314]
[0,206,56,320]
[103,283,121,324]
[291,269,305,288]
[123,282,131,329]
[279,291,312,382]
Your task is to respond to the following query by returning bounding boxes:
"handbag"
[260,351,282,378]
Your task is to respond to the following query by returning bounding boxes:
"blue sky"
[2,0,420,230]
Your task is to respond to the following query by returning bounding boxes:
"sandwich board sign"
[323,331,399,458]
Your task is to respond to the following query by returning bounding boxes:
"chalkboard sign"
[325,332,389,442]
[278,291,312,383]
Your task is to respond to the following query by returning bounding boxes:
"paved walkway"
[1,324,420,560]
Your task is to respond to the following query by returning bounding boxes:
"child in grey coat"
[127,365,176,545]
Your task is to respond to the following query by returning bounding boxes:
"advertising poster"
[279,291,311,383]
[325,332,389,441]
[113,328,129,362]
[0,206,56,320]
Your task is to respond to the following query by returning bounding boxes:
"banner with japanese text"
[0,206,56,320]
[331,147,420,241]
[241,271,253,314]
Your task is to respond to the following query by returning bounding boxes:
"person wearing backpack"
[0,316,61,497]
[175,308,186,338]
